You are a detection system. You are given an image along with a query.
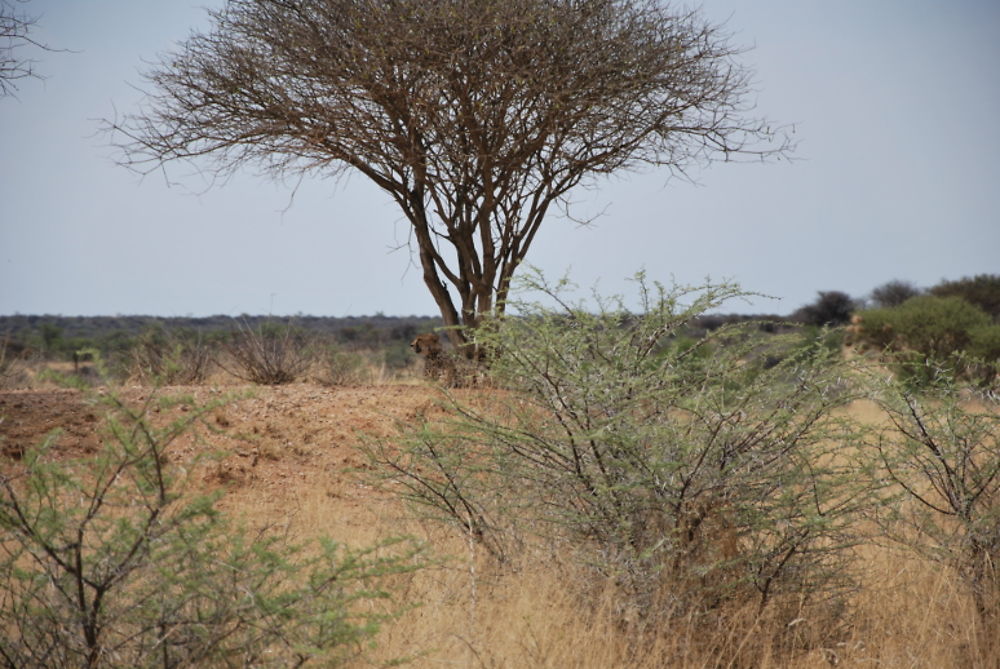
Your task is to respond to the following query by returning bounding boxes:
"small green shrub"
[383,340,413,371]
[898,296,990,356]
[849,307,896,351]
[0,388,425,668]
[969,325,1000,362]
[796,324,845,358]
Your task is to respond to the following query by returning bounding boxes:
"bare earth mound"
[0,384,447,502]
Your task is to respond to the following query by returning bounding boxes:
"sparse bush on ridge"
[0,384,426,668]
[362,271,868,655]
[127,323,215,384]
[0,334,29,389]
[316,343,373,386]
[863,363,1000,660]
[220,319,314,385]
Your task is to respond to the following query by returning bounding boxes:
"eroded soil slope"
[0,384,456,517]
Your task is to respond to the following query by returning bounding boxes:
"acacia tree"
[870,279,922,309]
[110,0,787,351]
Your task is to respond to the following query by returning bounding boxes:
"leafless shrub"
[870,279,922,309]
[220,319,312,385]
[0,333,29,388]
[1,0,50,97]
[128,325,214,385]
[866,365,1000,656]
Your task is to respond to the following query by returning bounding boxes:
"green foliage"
[849,307,896,351]
[854,296,996,387]
[0,388,426,668]
[930,273,1000,320]
[797,324,845,358]
[969,325,1000,362]
[889,295,992,356]
[363,272,866,627]
[28,324,112,364]
[38,322,62,352]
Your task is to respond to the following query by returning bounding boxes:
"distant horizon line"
[0,312,444,320]
[0,309,794,320]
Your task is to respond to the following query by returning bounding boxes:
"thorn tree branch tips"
[108,0,789,349]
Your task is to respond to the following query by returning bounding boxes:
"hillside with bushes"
[2,273,999,667]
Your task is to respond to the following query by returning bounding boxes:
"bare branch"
[0,0,57,97]
[107,0,791,342]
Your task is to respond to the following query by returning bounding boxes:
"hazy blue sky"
[1,1,998,317]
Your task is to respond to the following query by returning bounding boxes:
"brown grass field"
[1,376,996,668]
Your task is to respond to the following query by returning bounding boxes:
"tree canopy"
[111,0,788,350]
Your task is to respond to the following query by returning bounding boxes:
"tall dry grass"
[220,456,998,669]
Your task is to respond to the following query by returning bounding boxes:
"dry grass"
[842,544,990,668]
[3,384,997,668]
[218,465,998,666]
[0,351,424,390]
[244,486,997,668]
[282,400,1000,668]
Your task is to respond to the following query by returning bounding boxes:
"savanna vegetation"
[5,0,998,663]
[0,383,428,668]
[3,271,1000,667]
[0,314,442,389]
